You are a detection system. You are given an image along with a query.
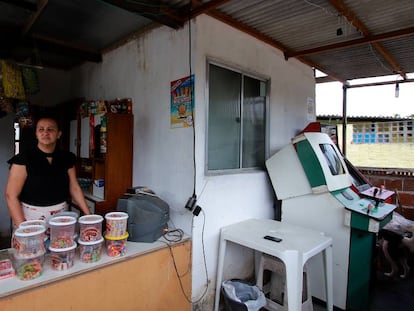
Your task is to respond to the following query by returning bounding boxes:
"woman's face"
[36,118,61,146]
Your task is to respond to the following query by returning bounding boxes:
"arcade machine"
[314,121,396,203]
[265,132,396,311]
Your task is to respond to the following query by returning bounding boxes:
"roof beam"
[32,33,102,63]
[22,0,48,35]
[285,26,414,59]
[102,0,185,29]
[327,0,406,79]
[0,0,37,11]
[190,0,233,18]
[316,76,337,84]
[347,78,414,89]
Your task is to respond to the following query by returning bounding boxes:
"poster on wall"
[307,97,315,121]
[170,75,194,128]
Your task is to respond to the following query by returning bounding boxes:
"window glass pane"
[242,77,265,168]
[208,64,241,170]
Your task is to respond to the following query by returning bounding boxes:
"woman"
[5,115,90,227]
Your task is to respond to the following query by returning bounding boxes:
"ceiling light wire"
[368,43,394,74]
[302,0,335,16]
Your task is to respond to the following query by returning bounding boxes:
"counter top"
[0,236,190,299]
[83,192,104,202]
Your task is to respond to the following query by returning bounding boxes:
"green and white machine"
[266,132,395,311]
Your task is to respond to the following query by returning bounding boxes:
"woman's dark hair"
[36,112,61,130]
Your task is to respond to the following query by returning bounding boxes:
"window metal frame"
[205,58,270,175]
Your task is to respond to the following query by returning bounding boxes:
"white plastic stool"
[256,253,313,311]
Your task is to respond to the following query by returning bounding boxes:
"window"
[207,63,267,172]
[319,143,345,175]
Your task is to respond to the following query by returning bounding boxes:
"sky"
[315,74,414,118]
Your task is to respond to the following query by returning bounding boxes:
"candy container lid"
[105,212,128,220]
[78,214,104,224]
[104,232,129,241]
[49,216,77,226]
[14,225,46,237]
[19,220,47,229]
[54,211,79,219]
[78,237,104,246]
[49,242,77,253]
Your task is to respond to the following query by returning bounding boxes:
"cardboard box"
[93,179,105,199]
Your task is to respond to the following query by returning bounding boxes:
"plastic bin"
[105,232,128,257]
[78,237,104,263]
[105,212,128,238]
[49,216,77,248]
[78,214,103,242]
[49,243,77,270]
[221,279,266,311]
[51,211,80,239]
[13,225,46,258]
[13,252,45,281]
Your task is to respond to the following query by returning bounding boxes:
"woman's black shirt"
[8,147,76,206]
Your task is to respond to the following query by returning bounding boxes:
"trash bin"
[221,279,267,311]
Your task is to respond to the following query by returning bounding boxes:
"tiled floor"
[368,271,414,311]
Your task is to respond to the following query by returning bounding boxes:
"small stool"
[256,254,313,311]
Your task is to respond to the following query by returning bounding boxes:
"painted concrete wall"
[68,15,315,310]
[191,15,316,309]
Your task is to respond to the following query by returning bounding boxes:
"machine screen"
[319,143,345,176]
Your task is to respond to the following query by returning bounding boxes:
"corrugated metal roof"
[213,0,414,82]
[0,0,413,82]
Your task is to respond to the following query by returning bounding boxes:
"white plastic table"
[214,219,333,311]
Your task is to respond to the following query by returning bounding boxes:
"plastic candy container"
[78,238,104,263]
[49,243,77,271]
[0,258,15,280]
[105,233,128,257]
[13,253,45,281]
[78,214,104,242]
[13,225,46,258]
[19,220,48,242]
[49,216,76,248]
[105,212,128,238]
[0,250,15,280]
[52,211,80,238]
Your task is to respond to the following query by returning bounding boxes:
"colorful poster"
[170,75,194,128]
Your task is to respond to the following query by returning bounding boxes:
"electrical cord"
[160,209,209,305]
[164,1,208,306]
[163,228,184,243]
[160,233,193,304]
[188,0,196,199]
[190,208,209,304]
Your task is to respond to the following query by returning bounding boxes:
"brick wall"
[359,168,414,220]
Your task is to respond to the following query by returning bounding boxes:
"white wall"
[65,14,315,310]
[191,15,315,309]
